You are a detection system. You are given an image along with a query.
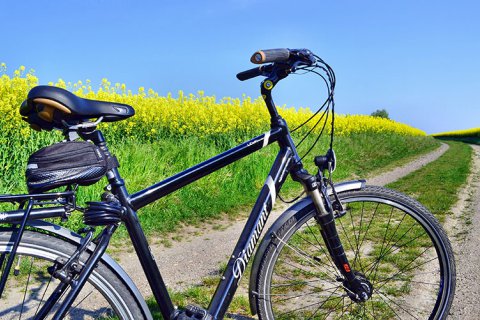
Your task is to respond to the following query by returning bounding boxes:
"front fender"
[248,179,365,315]
[26,220,153,320]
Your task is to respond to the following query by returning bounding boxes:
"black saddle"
[20,85,135,131]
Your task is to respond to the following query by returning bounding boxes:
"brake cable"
[278,57,337,204]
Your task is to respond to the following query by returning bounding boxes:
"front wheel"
[254,186,455,319]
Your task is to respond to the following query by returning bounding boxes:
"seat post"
[78,129,128,189]
[78,129,118,172]
[78,129,107,147]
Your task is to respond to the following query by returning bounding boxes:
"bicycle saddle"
[20,85,135,131]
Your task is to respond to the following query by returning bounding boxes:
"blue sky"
[1,0,479,134]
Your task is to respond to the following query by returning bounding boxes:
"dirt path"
[114,143,450,297]
[448,144,480,319]
[367,143,449,186]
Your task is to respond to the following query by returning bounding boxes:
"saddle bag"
[26,141,109,193]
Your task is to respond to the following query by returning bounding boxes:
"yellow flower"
[0,68,426,144]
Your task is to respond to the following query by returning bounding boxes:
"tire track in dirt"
[448,144,480,320]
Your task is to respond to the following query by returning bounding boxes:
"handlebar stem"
[260,78,280,119]
[261,77,303,169]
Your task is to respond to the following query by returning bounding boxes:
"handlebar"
[250,49,291,64]
[236,48,316,81]
[236,64,274,81]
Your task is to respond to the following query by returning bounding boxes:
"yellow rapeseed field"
[432,127,480,138]
[0,65,426,141]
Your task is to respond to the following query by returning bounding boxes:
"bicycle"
[0,48,455,319]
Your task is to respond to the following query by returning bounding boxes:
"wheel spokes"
[269,199,445,320]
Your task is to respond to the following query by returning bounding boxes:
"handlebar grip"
[250,49,290,64]
[236,66,263,81]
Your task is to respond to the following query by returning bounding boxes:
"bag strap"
[106,155,120,169]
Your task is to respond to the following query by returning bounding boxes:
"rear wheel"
[255,186,455,319]
[0,229,146,319]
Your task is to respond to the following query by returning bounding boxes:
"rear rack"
[0,191,75,224]
[0,190,77,298]
[0,190,76,203]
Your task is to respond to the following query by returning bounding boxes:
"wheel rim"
[0,238,133,320]
[262,196,451,320]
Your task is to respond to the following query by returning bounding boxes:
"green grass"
[111,133,438,238]
[116,133,439,241]
[146,263,251,319]
[0,132,440,238]
[387,141,472,223]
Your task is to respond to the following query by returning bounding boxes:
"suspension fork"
[309,186,356,279]
[292,170,353,276]
[292,168,371,301]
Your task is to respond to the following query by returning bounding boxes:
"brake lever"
[260,64,274,76]
[290,61,302,72]
[291,49,316,65]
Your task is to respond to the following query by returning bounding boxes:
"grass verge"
[0,133,438,239]
[106,133,439,239]
[387,141,472,223]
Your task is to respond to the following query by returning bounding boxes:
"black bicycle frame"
[129,126,285,210]
[105,122,299,319]
[1,77,323,319]
[97,77,306,319]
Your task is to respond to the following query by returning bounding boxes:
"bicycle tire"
[0,229,146,320]
[254,186,455,319]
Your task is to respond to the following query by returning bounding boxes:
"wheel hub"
[343,271,373,303]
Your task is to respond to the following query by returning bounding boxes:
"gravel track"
[448,144,480,320]
[114,143,450,297]
[366,142,449,186]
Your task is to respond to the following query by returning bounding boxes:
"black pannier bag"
[26,141,108,193]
